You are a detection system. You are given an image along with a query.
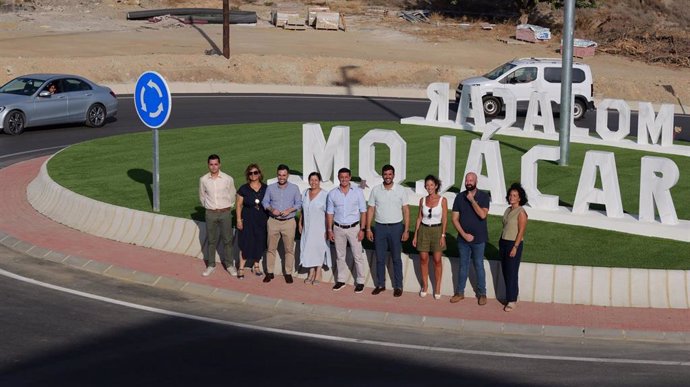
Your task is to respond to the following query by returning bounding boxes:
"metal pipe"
[223,0,230,59]
[153,128,160,212]
[559,0,576,166]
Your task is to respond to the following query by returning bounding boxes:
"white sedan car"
[0,74,118,135]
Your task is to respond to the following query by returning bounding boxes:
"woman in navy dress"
[235,163,268,278]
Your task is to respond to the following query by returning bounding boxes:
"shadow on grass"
[127,169,153,207]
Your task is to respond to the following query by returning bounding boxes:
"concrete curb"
[108,82,690,115]
[0,229,686,343]
[26,156,690,309]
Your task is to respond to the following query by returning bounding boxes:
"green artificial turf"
[48,121,690,269]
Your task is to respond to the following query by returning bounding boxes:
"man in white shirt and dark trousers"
[327,168,368,293]
[199,154,237,277]
[366,165,409,297]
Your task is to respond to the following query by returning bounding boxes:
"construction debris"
[284,14,306,30]
[307,6,329,26]
[314,12,339,30]
[399,10,430,23]
[516,24,551,43]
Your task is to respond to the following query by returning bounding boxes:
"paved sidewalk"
[1,157,689,342]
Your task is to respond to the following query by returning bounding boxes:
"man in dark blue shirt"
[450,172,490,305]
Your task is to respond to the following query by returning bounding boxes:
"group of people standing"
[198,154,528,312]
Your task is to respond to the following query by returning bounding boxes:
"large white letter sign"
[302,123,350,183]
[637,103,675,147]
[639,156,680,225]
[521,145,560,210]
[358,129,407,187]
[523,92,556,135]
[464,139,506,203]
[425,82,450,123]
[455,84,486,129]
[481,88,517,141]
[415,135,456,195]
[573,151,624,218]
[595,99,631,142]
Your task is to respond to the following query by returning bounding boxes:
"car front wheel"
[86,103,106,128]
[482,96,502,117]
[573,99,587,120]
[3,110,25,135]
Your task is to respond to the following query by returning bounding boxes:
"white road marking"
[0,145,67,160]
[0,267,688,367]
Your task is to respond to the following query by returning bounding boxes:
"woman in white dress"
[298,172,331,284]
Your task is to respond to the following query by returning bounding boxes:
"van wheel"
[573,99,587,120]
[482,96,502,117]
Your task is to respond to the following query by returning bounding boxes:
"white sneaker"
[419,290,427,298]
[226,266,237,276]
[202,266,216,277]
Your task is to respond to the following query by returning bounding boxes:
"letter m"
[302,123,350,183]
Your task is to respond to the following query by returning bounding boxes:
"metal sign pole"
[558,0,576,166]
[223,0,230,59]
[153,128,160,212]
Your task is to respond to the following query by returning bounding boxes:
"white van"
[455,58,595,120]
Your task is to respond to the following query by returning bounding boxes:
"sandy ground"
[0,1,688,106]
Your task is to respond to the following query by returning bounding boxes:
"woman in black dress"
[235,163,268,278]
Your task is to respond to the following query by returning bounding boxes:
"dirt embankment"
[0,0,688,107]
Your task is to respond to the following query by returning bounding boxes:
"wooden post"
[223,0,230,59]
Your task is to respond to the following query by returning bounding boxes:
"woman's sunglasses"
[428,208,432,218]
[249,170,260,176]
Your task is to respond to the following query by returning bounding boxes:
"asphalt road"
[1,246,689,386]
[1,94,689,385]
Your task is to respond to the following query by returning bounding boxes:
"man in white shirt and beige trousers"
[199,154,237,277]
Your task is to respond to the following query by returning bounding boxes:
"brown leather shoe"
[393,288,403,297]
[285,274,293,284]
[372,287,386,295]
[450,293,464,303]
[478,295,487,305]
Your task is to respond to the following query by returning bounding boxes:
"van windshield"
[484,62,517,80]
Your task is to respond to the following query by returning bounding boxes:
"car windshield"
[483,62,517,80]
[0,77,46,96]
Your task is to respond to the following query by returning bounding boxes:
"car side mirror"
[38,91,52,98]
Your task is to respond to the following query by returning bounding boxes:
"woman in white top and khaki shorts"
[412,175,448,299]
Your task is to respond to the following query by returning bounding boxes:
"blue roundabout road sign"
[134,71,172,129]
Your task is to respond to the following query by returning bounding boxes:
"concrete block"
[12,240,34,253]
[503,323,544,336]
[542,325,585,339]
[666,270,687,308]
[630,269,650,307]
[141,214,166,248]
[553,264,574,304]
[385,313,425,328]
[244,294,280,309]
[103,205,127,239]
[648,269,669,308]
[154,276,187,292]
[610,267,631,307]
[572,266,593,305]
[63,255,90,268]
[112,207,135,242]
[422,316,463,331]
[81,260,112,275]
[44,251,68,263]
[347,309,387,323]
[92,204,115,237]
[121,210,144,244]
[276,299,314,314]
[518,262,537,302]
[73,197,95,230]
[209,288,248,304]
[662,332,688,344]
[533,263,555,303]
[485,259,499,299]
[131,212,155,246]
[104,265,137,281]
[0,235,19,247]
[585,327,625,340]
[182,221,204,257]
[151,216,176,251]
[624,329,668,342]
[591,266,612,306]
[130,271,160,286]
[310,305,350,320]
[82,201,105,234]
[462,319,504,334]
[26,245,51,258]
[180,282,215,298]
